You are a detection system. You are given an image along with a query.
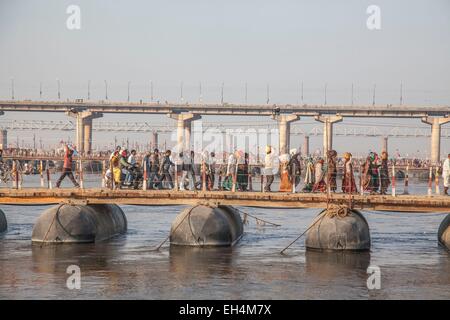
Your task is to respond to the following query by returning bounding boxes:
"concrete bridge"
[0,188,449,213]
[0,100,449,163]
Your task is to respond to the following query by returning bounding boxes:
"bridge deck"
[0,188,449,213]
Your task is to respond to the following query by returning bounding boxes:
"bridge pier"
[382,136,388,153]
[303,135,310,157]
[168,113,201,153]
[271,114,299,155]
[151,131,158,150]
[0,129,7,149]
[305,206,371,251]
[438,214,450,250]
[314,115,343,157]
[32,204,127,244]
[67,111,103,155]
[421,116,450,164]
[170,204,243,246]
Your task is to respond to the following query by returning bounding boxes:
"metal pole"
[435,166,440,195]
[391,163,396,197]
[427,166,432,196]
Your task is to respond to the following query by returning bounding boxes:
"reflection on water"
[31,243,117,274]
[305,250,371,280]
[169,246,234,277]
[0,181,449,299]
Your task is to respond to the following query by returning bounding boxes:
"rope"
[150,205,196,251]
[324,204,351,218]
[235,208,281,227]
[279,205,353,254]
[39,203,64,248]
[279,209,327,255]
[55,204,92,240]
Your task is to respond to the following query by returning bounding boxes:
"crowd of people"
[2,145,450,196]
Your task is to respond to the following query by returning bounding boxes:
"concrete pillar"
[315,115,343,157]
[271,114,300,155]
[421,116,450,164]
[303,135,310,157]
[152,131,158,150]
[83,118,93,155]
[382,136,388,153]
[0,129,7,149]
[67,111,103,155]
[168,113,201,153]
[222,131,227,154]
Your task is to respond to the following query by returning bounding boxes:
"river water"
[0,175,449,299]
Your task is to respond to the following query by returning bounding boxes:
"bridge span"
[1,188,449,213]
[0,100,449,163]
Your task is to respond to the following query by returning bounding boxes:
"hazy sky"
[0,0,449,155]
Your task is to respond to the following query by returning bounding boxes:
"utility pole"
[351,83,354,106]
[301,81,304,104]
[150,81,154,102]
[400,82,403,105]
[199,81,202,102]
[221,82,224,104]
[127,81,131,102]
[180,81,184,102]
[39,82,42,99]
[324,83,327,105]
[57,78,61,100]
[87,80,91,100]
[11,78,14,100]
[372,84,376,106]
[245,82,248,104]
[266,83,270,104]
[104,80,108,100]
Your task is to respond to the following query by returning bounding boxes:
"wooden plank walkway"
[0,188,449,213]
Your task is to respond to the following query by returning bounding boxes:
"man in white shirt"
[443,153,450,195]
[264,145,275,192]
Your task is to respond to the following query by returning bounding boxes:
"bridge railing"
[0,155,445,197]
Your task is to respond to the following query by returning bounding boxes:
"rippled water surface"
[0,175,449,299]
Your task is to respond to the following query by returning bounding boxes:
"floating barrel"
[170,205,243,247]
[438,214,450,250]
[306,206,371,251]
[0,209,7,233]
[32,204,127,244]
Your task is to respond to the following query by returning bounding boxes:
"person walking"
[264,145,275,192]
[223,150,237,190]
[302,156,315,192]
[148,149,161,189]
[55,144,80,188]
[210,151,217,190]
[342,152,357,194]
[288,149,301,190]
[379,151,390,195]
[363,152,380,194]
[279,153,292,192]
[443,153,450,195]
[180,151,194,190]
[159,150,175,189]
[312,158,326,192]
[327,150,338,192]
